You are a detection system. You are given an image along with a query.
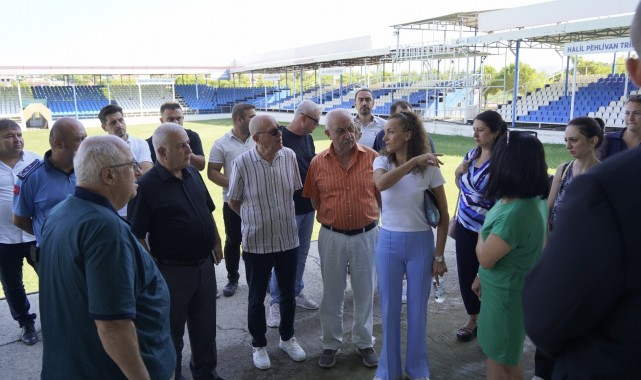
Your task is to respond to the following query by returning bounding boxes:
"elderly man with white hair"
[303,108,381,369]
[267,100,321,329]
[129,123,224,380]
[39,135,175,380]
[228,114,306,370]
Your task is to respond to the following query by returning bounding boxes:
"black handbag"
[423,189,441,228]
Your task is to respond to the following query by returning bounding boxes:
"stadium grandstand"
[0,0,637,132]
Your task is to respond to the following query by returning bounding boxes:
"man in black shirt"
[130,123,224,380]
[147,102,206,171]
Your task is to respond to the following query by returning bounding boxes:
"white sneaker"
[267,303,280,328]
[252,346,271,370]
[279,337,306,362]
[296,293,319,310]
[401,283,407,304]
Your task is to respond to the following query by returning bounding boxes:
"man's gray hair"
[632,1,641,53]
[152,123,184,154]
[74,135,129,187]
[324,108,353,131]
[294,100,321,117]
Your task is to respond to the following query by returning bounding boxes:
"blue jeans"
[269,211,314,304]
[0,242,37,327]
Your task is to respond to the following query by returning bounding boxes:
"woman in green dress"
[471,130,549,379]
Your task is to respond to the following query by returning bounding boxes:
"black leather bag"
[423,189,441,228]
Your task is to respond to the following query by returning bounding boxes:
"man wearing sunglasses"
[267,100,321,329]
[228,115,306,370]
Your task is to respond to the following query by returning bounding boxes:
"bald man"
[13,118,86,260]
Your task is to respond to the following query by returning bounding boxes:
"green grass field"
[3,119,568,298]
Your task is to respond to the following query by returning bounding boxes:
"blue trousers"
[0,242,37,328]
[269,211,315,303]
[375,229,434,380]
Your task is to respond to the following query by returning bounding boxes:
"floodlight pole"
[511,39,521,129]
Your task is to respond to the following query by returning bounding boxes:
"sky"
[0,0,630,74]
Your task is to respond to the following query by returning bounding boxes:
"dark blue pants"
[223,203,242,283]
[454,221,481,315]
[243,249,298,347]
[0,242,37,328]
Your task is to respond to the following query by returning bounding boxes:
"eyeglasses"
[254,125,284,137]
[506,130,537,146]
[109,161,141,172]
[301,113,320,125]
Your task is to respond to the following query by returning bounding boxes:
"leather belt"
[154,256,210,267]
[322,221,377,236]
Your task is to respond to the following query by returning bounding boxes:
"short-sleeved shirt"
[0,151,40,244]
[129,165,216,262]
[458,148,495,233]
[126,135,152,165]
[303,143,380,230]
[355,115,386,149]
[282,127,315,215]
[208,130,255,202]
[12,150,76,245]
[40,187,175,380]
[374,156,445,232]
[147,129,204,164]
[228,147,301,254]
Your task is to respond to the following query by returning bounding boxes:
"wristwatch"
[434,255,444,263]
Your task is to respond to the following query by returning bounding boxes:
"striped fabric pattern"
[303,143,380,230]
[458,148,495,233]
[227,147,302,254]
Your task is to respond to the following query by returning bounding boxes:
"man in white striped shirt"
[228,114,306,370]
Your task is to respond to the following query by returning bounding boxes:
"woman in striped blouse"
[453,110,507,342]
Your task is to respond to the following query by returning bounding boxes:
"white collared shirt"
[209,129,255,202]
[0,151,41,243]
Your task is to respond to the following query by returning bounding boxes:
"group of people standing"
[2,21,641,375]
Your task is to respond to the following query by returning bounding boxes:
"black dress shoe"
[222,282,238,297]
[21,324,38,345]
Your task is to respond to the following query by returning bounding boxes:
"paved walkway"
[0,236,536,379]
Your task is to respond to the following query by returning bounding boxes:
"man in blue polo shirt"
[40,135,175,379]
[13,117,86,262]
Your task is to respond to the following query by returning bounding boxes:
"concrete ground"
[0,236,536,379]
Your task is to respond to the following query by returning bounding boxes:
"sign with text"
[563,38,633,56]
[320,67,345,76]
[263,74,280,81]
[136,78,174,85]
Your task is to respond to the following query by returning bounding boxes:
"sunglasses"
[506,130,537,146]
[301,113,319,125]
[255,125,284,137]
[109,161,141,172]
